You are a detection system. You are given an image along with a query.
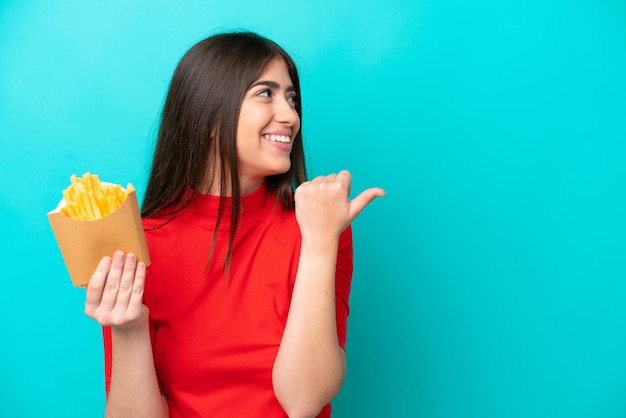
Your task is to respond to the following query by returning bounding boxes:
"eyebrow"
[249,80,296,92]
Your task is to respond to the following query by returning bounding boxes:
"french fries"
[59,173,135,221]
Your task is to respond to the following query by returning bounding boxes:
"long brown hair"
[141,31,306,269]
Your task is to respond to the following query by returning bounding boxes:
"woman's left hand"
[294,170,385,241]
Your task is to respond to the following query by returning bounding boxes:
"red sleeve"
[335,225,354,350]
[103,326,112,397]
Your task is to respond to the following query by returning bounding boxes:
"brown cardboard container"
[47,190,151,287]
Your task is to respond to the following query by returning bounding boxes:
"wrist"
[110,309,150,338]
[300,232,339,254]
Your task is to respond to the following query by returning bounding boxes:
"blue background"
[1,1,625,417]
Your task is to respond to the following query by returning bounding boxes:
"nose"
[274,98,300,127]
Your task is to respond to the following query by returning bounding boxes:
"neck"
[240,177,264,195]
[201,176,264,196]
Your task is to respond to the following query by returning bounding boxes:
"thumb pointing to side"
[347,187,386,223]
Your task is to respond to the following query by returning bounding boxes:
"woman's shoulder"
[142,212,180,231]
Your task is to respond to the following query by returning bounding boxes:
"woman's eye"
[288,95,299,106]
[257,89,271,98]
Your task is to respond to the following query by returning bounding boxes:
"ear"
[210,123,219,140]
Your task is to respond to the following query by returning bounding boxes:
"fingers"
[126,261,146,320]
[336,170,351,193]
[311,171,349,185]
[304,171,348,193]
[113,253,139,313]
[84,251,146,327]
[348,187,386,222]
[98,251,127,313]
[85,256,112,314]
[297,170,385,230]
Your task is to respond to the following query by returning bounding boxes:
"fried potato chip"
[59,173,135,221]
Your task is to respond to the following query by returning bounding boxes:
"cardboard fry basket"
[48,189,151,287]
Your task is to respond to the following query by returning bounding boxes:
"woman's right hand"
[84,251,148,332]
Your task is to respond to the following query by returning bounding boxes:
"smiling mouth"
[263,134,291,144]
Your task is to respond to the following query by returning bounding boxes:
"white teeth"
[265,134,291,143]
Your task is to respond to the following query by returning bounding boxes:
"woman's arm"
[272,171,384,418]
[85,252,168,418]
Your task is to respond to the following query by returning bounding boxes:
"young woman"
[84,31,384,418]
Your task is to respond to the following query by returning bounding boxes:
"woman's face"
[236,58,300,194]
